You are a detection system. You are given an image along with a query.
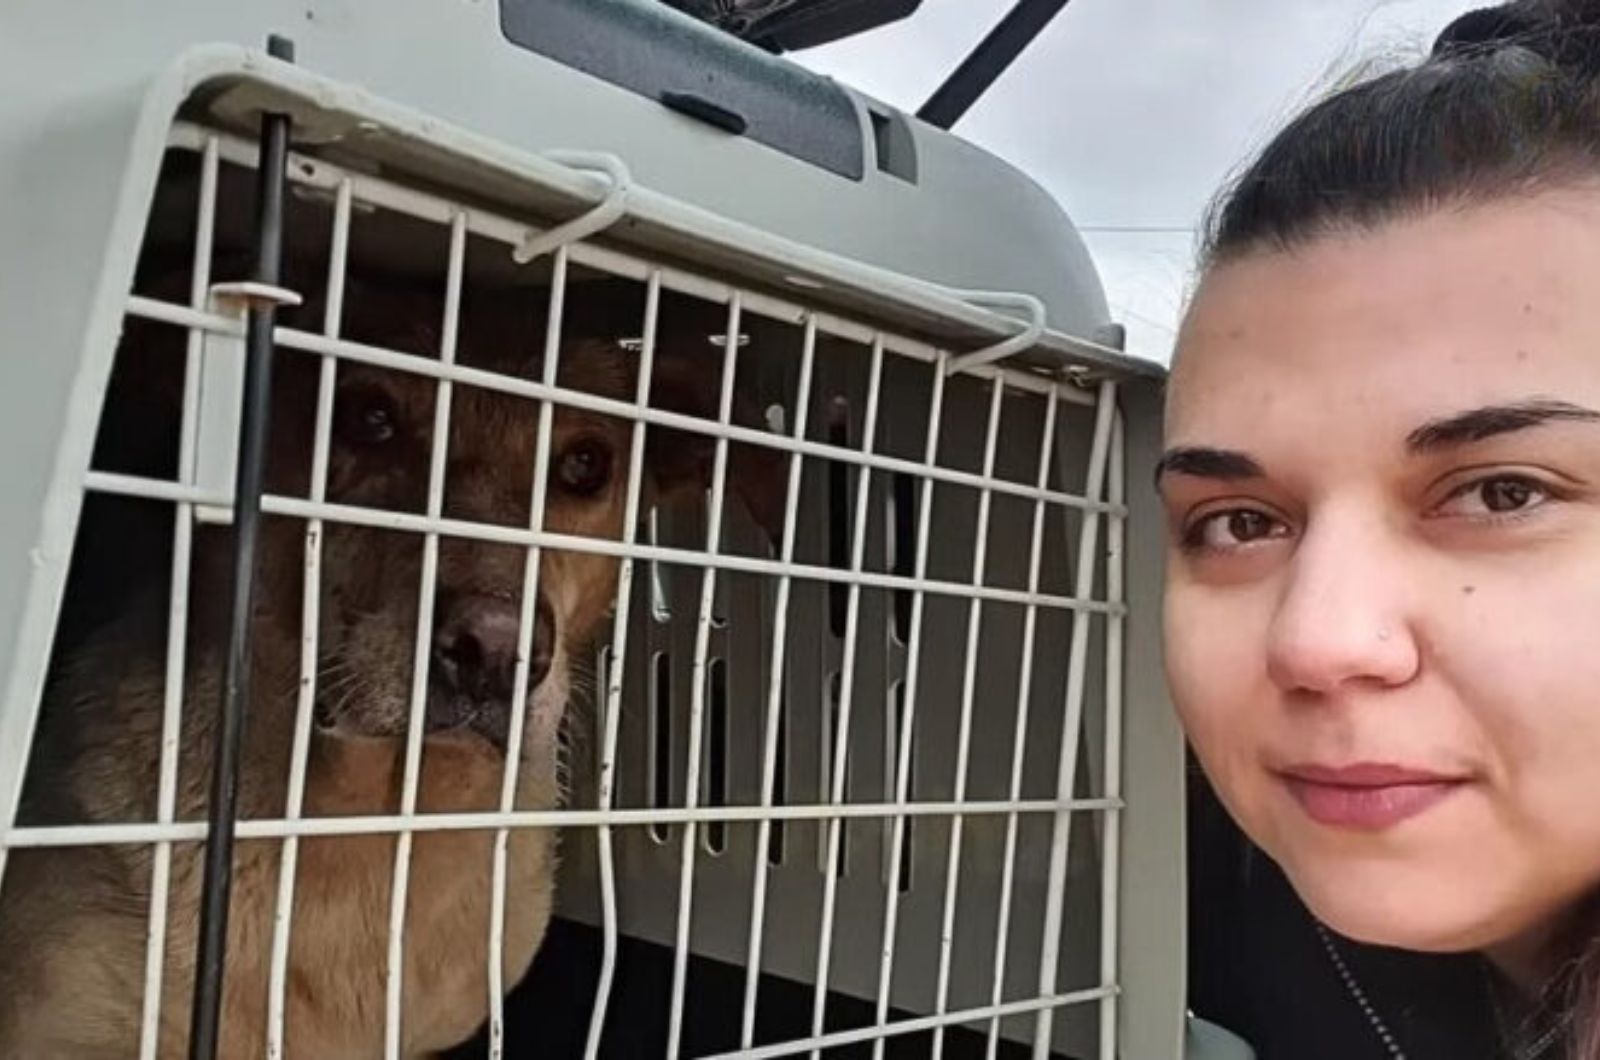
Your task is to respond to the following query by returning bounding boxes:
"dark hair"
[1197,3,1600,1057]
[1202,0,1600,266]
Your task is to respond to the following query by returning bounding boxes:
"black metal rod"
[916,0,1071,130]
[187,37,293,1060]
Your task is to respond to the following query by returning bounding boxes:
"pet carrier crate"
[0,1,1188,1057]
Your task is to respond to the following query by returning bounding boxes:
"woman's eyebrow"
[1405,399,1600,453]
[1154,446,1264,485]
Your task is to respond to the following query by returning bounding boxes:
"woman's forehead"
[1169,190,1600,444]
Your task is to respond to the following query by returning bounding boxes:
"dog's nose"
[432,592,555,705]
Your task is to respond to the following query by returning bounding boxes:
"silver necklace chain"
[1314,921,1409,1059]
[1316,921,1566,1060]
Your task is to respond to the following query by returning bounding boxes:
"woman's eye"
[334,386,401,447]
[1434,475,1551,519]
[556,438,613,497]
[1182,508,1287,552]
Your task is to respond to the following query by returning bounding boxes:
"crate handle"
[944,289,1046,374]
[512,150,633,264]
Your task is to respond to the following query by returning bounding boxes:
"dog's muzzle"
[427,590,555,749]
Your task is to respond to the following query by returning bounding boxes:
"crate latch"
[193,281,303,525]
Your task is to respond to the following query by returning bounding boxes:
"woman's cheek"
[1163,587,1266,754]
[1449,571,1600,822]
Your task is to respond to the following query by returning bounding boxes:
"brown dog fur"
[0,276,778,1057]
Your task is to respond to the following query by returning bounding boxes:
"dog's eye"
[335,385,401,447]
[556,438,613,497]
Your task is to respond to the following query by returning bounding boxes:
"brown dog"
[0,274,778,1057]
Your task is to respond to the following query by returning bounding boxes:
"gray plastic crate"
[0,3,1183,1058]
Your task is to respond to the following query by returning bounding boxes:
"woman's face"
[1164,189,1600,956]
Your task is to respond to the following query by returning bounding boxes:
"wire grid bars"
[0,120,1129,1059]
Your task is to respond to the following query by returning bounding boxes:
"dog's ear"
[644,346,788,548]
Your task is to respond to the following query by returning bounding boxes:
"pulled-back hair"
[1204,1,1600,265]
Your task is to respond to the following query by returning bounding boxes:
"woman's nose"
[1265,515,1420,696]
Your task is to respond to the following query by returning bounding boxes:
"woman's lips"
[1277,763,1470,830]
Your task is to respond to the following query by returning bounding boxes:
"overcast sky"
[795,0,1483,362]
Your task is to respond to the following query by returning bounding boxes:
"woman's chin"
[1279,850,1527,954]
